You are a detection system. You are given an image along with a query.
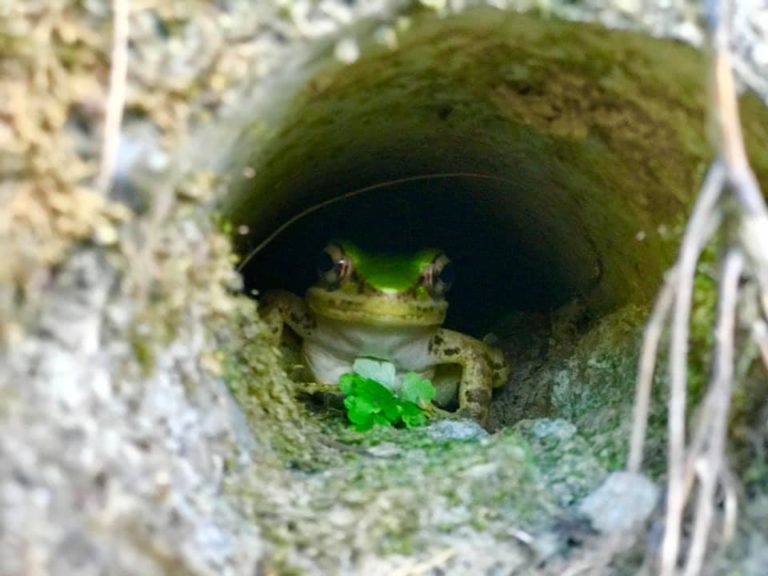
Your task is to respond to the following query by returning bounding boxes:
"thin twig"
[631,1,768,573]
[629,268,676,472]
[682,381,718,499]
[714,0,768,350]
[629,202,721,474]
[237,172,528,271]
[711,0,768,302]
[660,161,725,576]
[682,251,743,576]
[752,320,768,370]
[681,233,737,497]
[97,0,130,194]
[720,464,739,544]
[711,1,764,215]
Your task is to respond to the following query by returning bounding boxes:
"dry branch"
[97,0,130,193]
[681,250,743,576]
[660,161,725,576]
[629,1,768,574]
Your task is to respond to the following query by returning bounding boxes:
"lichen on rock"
[4,1,768,575]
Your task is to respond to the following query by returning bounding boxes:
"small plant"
[339,359,436,431]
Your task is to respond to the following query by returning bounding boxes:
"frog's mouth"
[306,287,447,326]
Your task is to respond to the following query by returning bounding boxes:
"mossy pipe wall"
[221,8,768,334]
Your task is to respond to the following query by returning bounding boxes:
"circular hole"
[220,7,768,429]
[241,174,599,336]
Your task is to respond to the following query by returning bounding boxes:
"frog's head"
[306,241,453,326]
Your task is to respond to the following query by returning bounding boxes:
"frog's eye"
[316,243,352,286]
[424,254,454,296]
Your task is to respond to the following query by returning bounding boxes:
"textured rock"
[0,250,262,575]
[579,472,660,534]
[3,1,768,576]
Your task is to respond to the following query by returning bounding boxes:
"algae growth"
[220,296,660,573]
[211,7,768,572]
[6,0,768,574]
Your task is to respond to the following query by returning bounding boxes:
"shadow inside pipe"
[240,173,600,336]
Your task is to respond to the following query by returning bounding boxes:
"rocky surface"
[0,247,261,575]
[579,472,660,534]
[3,1,768,575]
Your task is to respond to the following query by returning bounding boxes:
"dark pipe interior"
[224,8,768,342]
[242,175,599,336]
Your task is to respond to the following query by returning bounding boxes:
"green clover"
[339,362,437,431]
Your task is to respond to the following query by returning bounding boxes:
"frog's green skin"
[260,242,509,426]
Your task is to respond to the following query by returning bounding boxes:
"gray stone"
[425,419,489,441]
[579,472,660,534]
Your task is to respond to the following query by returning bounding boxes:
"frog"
[260,241,509,426]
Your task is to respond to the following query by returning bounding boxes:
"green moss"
[209,6,768,569]
[130,330,156,376]
[551,308,645,466]
[221,300,332,469]
[220,303,561,565]
[260,422,553,556]
[514,419,607,506]
[259,555,306,576]
[501,304,669,474]
[727,326,768,493]
[687,245,720,406]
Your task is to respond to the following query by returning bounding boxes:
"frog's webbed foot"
[425,404,459,421]
[486,346,510,389]
[425,404,484,426]
[291,381,340,396]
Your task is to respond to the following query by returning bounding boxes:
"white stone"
[334,38,360,64]
[579,471,659,533]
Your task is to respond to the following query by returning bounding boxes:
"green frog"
[260,241,509,426]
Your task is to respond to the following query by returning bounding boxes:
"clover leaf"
[401,372,437,407]
[343,394,376,430]
[339,363,436,431]
[340,373,401,430]
[399,400,429,428]
[352,357,397,390]
[355,377,402,421]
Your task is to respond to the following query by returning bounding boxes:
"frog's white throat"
[302,317,439,387]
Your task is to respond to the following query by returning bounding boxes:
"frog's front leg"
[260,291,340,394]
[427,328,505,426]
[260,290,316,343]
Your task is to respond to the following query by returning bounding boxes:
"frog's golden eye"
[316,243,352,287]
[423,254,454,296]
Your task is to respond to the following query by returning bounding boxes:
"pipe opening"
[220,7,768,424]
[241,173,602,336]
